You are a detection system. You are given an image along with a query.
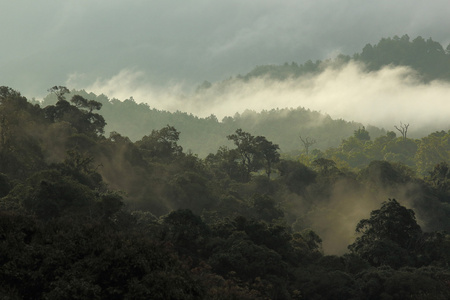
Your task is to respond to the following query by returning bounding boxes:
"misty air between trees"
[1,34,450,299]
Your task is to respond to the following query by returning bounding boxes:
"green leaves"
[136,125,183,162]
[349,199,422,267]
[354,126,371,141]
[227,129,280,181]
[43,89,106,136]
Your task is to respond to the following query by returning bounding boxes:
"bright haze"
[2,1,450,132]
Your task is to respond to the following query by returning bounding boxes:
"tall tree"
[47,86,70,102]
[394,122,409,141]
[255,135,280,179]
[43,88,106,136]
[136,125,183,162]
[349,198,422,267]
[227,129,261,182]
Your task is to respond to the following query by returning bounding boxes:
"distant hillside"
[40,34,450,157]
[355,35,450,81]
[41,90,384,157]
[222,35,450,83]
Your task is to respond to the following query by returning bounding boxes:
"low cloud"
[3,1,450,99]
[70,61,450,136]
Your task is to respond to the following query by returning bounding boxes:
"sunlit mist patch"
[68,61,450,136]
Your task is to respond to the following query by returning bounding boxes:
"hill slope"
[41,90,384,157]
[40,35,450,156]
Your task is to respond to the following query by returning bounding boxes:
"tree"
[250,194,284,222]
[358,160,413,189]
[3,169,98,219]
[312,158,337,174]
[349,199,422,267]
[48,86,70,101]
[0,87,46,179]
[299,135,316,155]
[43,91,106,136]
[415,130,450,175]
[70,95,102,113]
[428,161,450,187]
[394,122,409,141]
[386,131,396,140]
[227,129,280,181]
[277,160,316,195]
[166,171,213,214]
[255,135,280,179]
[207,223,290,298]
[427,162,450,204]
[205,146,245,182]
[353,126,370,141]
[227,129,261,182]
[136,125,183,162]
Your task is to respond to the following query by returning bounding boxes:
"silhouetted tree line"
[0,86,449,299]
[36,35,450,161]
[236,35,450,83]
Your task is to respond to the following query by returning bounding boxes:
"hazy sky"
[2,0,450,99]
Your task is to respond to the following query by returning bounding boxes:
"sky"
[1,0,450,131]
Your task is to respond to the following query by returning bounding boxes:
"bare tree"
[394,122,409,140]
[299,135,316,155]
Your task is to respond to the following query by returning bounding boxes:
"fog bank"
[70,62,450,136]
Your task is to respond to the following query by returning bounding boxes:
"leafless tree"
[394,122,409,140]
[299,135,316,155]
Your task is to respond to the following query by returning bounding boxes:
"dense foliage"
[37,35,450,161]
[40,90,384,158]
[2,33,450,300]
[1,84,449,299]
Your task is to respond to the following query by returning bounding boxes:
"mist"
[70,62,450,136]
[3,1,450,100]
[291,171,444,255]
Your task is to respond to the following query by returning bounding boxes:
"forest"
[1,35,450,299]
[237,35,450,83]
[39,89,385,158]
